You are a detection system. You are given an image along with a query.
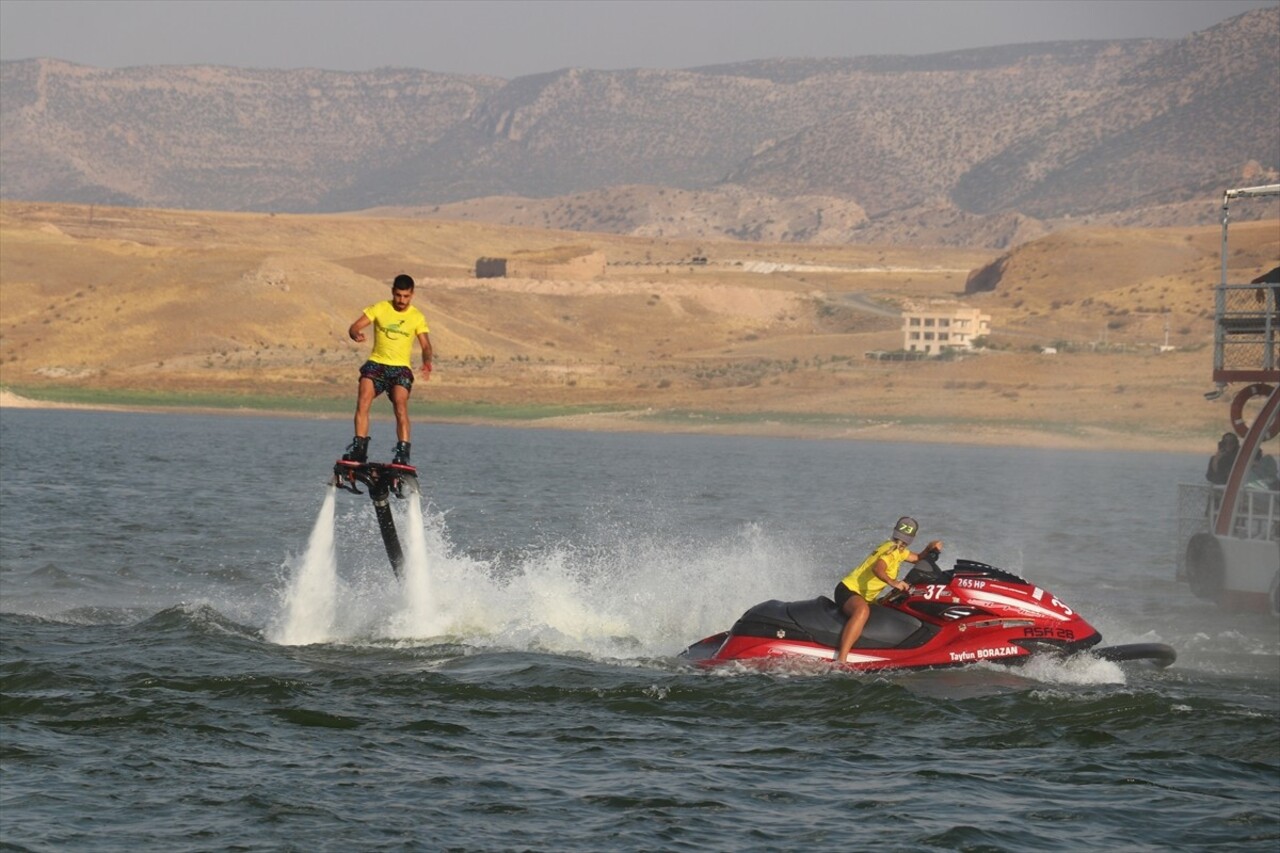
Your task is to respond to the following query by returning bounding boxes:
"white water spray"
[267,486,338,645]
[388,488,446,637]
[265,481,817,658]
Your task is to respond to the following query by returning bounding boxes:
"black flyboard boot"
[343,435,370,463]
[392,441,411,467]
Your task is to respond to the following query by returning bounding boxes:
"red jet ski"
[681,553,1175,671]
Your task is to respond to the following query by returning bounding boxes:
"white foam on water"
[1011,652,1126,686]
[415,519,812,658]
[279,493,814,657]
[266,486,338,646]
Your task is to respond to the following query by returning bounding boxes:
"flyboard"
[331,459,419,578]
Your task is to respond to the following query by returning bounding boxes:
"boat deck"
[1176,482,1279,580]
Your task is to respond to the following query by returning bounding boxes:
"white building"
[902,306,991,355]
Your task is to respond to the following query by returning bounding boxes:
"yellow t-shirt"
[839,539,910,602]
[363,301,428,367]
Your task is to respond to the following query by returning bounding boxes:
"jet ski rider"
[834,516,943,664]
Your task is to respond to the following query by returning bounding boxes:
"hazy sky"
[2,0,1275,78]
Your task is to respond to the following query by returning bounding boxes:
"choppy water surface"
[2,409,1277,851]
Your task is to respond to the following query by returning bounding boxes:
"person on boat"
[1248,450,1279,491]
[834,516,942,663]
[341,274,433,467]
[1205,432,1240,485]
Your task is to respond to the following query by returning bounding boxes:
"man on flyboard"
[341,274,433,468]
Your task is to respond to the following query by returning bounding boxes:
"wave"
[128,602,262,641]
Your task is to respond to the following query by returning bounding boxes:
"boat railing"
[1213,284,1278,381]
[1176,482,1280,579]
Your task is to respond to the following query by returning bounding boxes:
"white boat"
[1176,184,1280,616]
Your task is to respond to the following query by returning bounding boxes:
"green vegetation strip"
[638,408,1109,437]
[639,409,882,429]
[3,387,1201,439]
[2,385,619,422]
[3,385,348,414]
[423,401,623,421]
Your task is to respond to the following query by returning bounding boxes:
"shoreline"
[0,388,1206,454]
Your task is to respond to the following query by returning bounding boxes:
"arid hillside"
[2,201,1277,451]
[2,8,1275,249]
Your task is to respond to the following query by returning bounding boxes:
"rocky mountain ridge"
[1,7,1275,247]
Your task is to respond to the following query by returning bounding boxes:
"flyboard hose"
[371,490,405,578]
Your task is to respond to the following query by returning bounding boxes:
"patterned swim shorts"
[359,360,414,395]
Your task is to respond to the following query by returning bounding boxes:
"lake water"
[2,409,1277,850]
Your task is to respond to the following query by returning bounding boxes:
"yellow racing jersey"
[838,539,910,602]
[363,301,429,367]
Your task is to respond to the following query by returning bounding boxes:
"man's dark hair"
[392,274,415,291]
